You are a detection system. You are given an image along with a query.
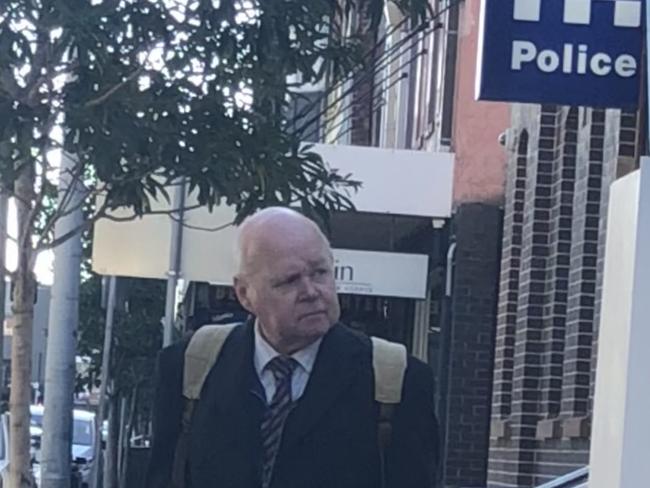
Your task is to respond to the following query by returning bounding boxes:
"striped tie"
[260,356,298,488]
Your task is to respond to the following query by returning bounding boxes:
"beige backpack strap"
[183,323,239,400]
[371,337,407,404]
[371,337,407,488]
[170,323,239,488]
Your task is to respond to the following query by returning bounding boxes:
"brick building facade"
[440,204,501,487]
[487,105,642,487]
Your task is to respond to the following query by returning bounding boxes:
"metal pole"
[163,180,186,346]
[0,191,7,409]
[103,395,118,488]
[41,152,86,488]
[437,241,456,486]
[90,275,117,488]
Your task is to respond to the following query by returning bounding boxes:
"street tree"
[0,0,430,486]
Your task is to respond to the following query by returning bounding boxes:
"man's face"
[235,229,340,353]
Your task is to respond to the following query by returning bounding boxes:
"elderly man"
[146,207,439,488]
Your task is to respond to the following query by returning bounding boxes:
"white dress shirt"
[254,323,322,404]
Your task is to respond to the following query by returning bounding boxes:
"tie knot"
[267,355,297,381]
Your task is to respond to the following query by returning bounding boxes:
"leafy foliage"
[77,274,163,398]
[0,0,429,240]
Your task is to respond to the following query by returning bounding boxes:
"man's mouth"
[300,310,326,319]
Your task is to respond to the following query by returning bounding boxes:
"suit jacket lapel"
[281,323,365,449]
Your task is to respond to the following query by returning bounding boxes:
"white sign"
[92,203,431,298]
[309,143,453,218]
[332,249,429,299]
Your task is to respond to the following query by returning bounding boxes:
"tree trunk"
[41,152,85,488]
[9,163,37,488]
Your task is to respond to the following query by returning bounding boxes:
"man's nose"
[299,277,319,299]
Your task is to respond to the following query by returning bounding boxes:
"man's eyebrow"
[272,271,301,285]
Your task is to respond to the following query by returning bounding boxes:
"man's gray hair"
[233,207,331,277]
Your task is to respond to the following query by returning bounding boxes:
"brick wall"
[590,109,640,408]
[487,105,641,488]
[442,203,501,488]
[490,129,528,427]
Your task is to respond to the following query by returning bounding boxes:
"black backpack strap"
[170,399,196,488]
[378,403,397,488]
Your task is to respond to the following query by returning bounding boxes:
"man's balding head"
[236,207,330,277]
[233,207,340,354]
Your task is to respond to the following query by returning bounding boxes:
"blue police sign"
[476,0,644,108]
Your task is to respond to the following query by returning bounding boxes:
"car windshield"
[73,419,93,446]
[31,413,93,446]
[31,413,43,428]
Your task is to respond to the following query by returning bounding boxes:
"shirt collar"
[254,321,323,376]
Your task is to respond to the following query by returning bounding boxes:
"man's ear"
[234,275,254,313]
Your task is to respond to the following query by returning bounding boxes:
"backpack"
[170,323,407,488]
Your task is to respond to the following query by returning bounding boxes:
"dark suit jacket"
[146,321,439,488]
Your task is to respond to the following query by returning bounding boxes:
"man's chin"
[298,314,334,332]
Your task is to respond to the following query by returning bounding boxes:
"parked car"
[30,405,98,488]
[0,410,40,485]
[0,413,8,485]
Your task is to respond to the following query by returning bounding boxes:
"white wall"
[590,160,650,488]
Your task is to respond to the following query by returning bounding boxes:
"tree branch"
[36,201,206,253]
[168,213,234,233]
[0,69,21,100]
[0,264,16,278]
[27,77,64,240]
[98,203,205,223]
[17,167,37,255]
[36,216,93,253]
[34,162,88,250]
[84,68,145,108]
